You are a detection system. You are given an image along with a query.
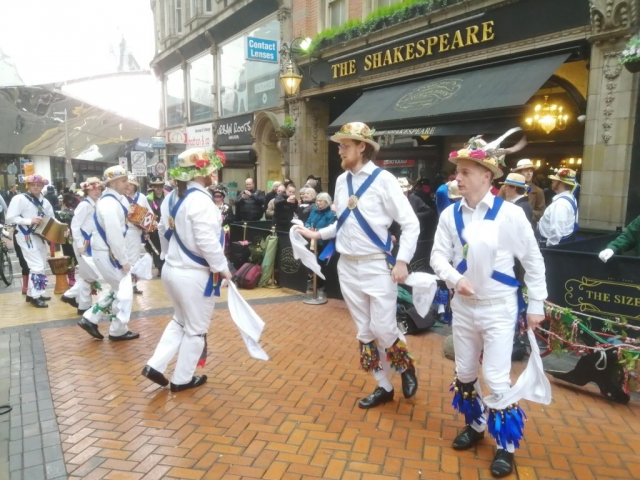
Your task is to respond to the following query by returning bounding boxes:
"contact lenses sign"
[247,37,278,64]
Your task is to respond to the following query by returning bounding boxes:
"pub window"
[205,0,212,13]
[175,0,183,34]
[375,0,399,7]
[190,0,198,17]
[164,0,172,36]
[328,0,347,28]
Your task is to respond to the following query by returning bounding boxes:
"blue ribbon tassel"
[450,383,484,426]
[488,404,527,449]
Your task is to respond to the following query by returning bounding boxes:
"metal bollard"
[303,236,328,305]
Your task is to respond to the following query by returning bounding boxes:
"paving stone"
[22,450,42,469]
[43,445,62,464]
[40,420,57,434]
[22,436,42,453]
[45,459,66,479]
[22,465,44,480]
[21,424,39,439]
[41,432,60,448]
[9,453,21,471]
[21,413,38,427]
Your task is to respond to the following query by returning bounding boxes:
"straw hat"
[24,174,50,186]
[500,173,528,188]
[448,127,527,180]
[81,177,102,190]
[103,165,128,184]
[127,174,139,186]
[512,159,538,172]
[330,122,380,152]
[171,148,226,181]
[149,175,164,186]
[548,168,579,187]
[447,180,462,199]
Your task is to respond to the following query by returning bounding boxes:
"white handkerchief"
[483,329,552,409]
[78,255,102,282]
[404,272,439,317]
[289,226,325,280]
[227,282,269,361]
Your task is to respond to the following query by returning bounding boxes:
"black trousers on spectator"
[13,230,29,276]
[145,231,164,275]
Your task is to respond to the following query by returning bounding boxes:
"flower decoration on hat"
[81,177,103,191]
[24,174,50,186]
[170,148,225,181]
[448,128,527,179]
[330,122,380,152]
[103,165,128,183]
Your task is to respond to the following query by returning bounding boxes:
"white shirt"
[510,194,525,204]
[158,182,228,274]
[537,191,578,246]
[91,188,129,265]
[430,190,547,315]
[319,161,419,264]
[71,197,96,250]
[6,193,55,228]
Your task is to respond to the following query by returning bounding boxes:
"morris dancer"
[125,174,151,294]
[5,175,55,308]
[146,176,165,276]
[78,166,139,342]
[537,168,579,246]
[142,150,231,392]
[61,178,103,315]
[296,122,420,409]
[430,131,547,477]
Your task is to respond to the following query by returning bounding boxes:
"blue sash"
[165,189,222,297]
[18,193,46,248]
[320,168,395,265]
[93,194,129,269]
[453,197,526,325]
[80,199,94,256]
[537,195,579,244]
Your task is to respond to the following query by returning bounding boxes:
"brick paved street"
[1,275,640,479]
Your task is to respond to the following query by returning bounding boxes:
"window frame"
[165,67,186,128]
[327,0,348,29]
[175,0,183,34]
[187,52,215,123]
[205,0,212,13]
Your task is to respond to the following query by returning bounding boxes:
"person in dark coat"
[263,181,281,216]
[501,173,534,226]
[146,176,166,276]
[273,183,298,231]
[235,178,265,221]
[296,187,316,224]
[391,177,435,242]
[45,186,61,212]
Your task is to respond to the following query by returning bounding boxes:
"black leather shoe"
[358,387,394,409]
[133,286,143,295]
[77,308,88,316]
[61,295,78,308]
[401,366,418,398]
[490,449,515,478]
[109,331,140,341]
[170,375,207,392]
[30,297,48,308]
[452,425,485,450]
[142,365,169,387]
[26,295,51,302]
[78,318,103,340]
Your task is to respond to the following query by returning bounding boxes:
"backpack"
[233,263,262,289]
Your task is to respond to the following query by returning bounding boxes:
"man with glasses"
[296,122,420,410]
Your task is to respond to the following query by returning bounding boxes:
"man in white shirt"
[142,149,232,393]
[5,175,55,308]
[296,122,420,409]
[78,165,139,342]
[430,132,547,478]
[537,168,579,246]
[61,178,103,315]
[125,174,151,295]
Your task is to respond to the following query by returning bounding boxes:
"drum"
[48,256,70,294]
[128,204,157,232]
[34,216,69,244]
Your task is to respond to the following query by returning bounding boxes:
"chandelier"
[524,95,569,134]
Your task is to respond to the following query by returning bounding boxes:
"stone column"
[582,0,640,229]
[288,99,330,188]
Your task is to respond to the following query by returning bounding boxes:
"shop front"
[294,0,639,230]
[216,113,257,205]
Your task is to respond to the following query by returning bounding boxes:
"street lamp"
[279,37,311,97]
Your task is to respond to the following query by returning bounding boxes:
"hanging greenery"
[306,0,465,55]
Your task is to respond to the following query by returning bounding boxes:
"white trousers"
[62,245,92,310]
[82,249,131,336]
[15,231,48,298]
[147,264,216,385]
[451,293,518,395]
[338,257,407,387]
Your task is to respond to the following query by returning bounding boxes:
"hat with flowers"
[127,174,139,187]
[549,168,579,187]
[448,128,527,179]
[170,148,226,182]
[330,122,380,152]
[24,174,50,186]
[81,177,103,191]
[103,165,128,184]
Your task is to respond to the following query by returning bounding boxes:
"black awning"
[329,54,570,133]
[220,149,257,164]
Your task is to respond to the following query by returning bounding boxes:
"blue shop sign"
[247,37,278,64]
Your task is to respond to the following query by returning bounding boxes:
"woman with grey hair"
[296,187,316,223]
[304,192,336,289]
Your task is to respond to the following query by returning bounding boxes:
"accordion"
[33,216,70,244]
[127,204,157,232]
